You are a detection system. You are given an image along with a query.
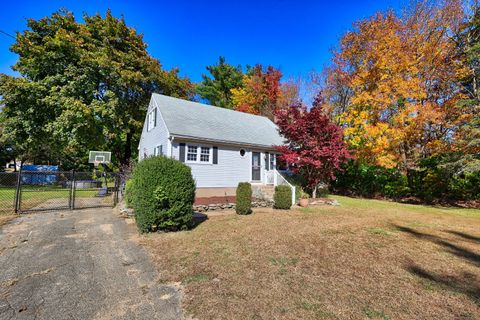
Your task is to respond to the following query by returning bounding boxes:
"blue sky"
[0,0,403,82]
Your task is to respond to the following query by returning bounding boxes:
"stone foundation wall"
[251,185,275,201]
[193,199,274,212]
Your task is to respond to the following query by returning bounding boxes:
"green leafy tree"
[196,56,244,108]
[0,10,194,168]
[462,4,480,168]
[0,125,16,171]
[445,3,480,174]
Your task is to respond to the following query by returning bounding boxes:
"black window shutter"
[154,108,157,127]
[265,152,270,170]
[213,146,218,164]
[179,143,186,162]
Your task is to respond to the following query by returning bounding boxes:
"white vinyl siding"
[173,142,257,187]
[138,98,170,160]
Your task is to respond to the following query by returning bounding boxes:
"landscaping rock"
[116,200,135,217]
[308,198,340,206]
[193,199,272,213]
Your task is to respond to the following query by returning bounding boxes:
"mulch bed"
[195,196,236,205]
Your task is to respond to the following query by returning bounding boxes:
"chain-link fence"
[18,171,73,212]
[71,171,118,210]
[0,169,126,214]
[0,172,19,215]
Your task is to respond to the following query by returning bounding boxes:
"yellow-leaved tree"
[325,0,471,170]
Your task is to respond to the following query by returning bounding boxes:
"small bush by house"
[236,182,252,215]
[273,185,292,209]
[129,156,196,232]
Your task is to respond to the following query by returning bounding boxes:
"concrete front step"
[251,185,276,201]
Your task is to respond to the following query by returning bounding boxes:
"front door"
[252,152,261,181]
[265,153,275,184]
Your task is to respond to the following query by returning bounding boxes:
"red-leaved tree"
[275,94,351,198]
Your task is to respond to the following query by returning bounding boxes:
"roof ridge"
[152,93,273,123]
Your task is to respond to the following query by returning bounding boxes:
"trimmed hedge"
[129,156,196,232]
[274,185,292,209]
[124,179,135,208]
[236,182,252,215]
[331,158,480,201]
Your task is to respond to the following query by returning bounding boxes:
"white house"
[138,93,295,203]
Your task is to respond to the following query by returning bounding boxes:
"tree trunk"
[122,129,133,166]
[312,185,318,199]
[399,142,408,175]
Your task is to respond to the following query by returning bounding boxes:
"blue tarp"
[22,165,59,185]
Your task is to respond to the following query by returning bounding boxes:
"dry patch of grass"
[141,196,480,319]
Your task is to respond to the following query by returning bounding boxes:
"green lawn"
[327,195,480,217]
[0,186,104,213]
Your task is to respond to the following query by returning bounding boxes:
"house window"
[186,145,212,164]
[154,145,163,156]
[200,147,210,162]
[147,108,157,131]
[187,145,198,161]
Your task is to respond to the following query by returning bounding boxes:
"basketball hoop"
[89,151,111,189]
[89,151,111,166]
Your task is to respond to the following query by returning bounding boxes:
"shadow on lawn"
[394,225,480,303]
[395,226,480,266]
[407,265,480,303]
[190,212,208,229]
[445,230,480,243]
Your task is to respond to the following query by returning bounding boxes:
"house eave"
[170,134,281,151]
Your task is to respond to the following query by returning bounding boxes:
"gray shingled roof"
[152,93,284,148]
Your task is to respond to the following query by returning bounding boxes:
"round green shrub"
[236,182,252,215]
[130,156,196,232]
[273,185,292,209]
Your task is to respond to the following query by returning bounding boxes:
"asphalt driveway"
[0,208,183,320]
